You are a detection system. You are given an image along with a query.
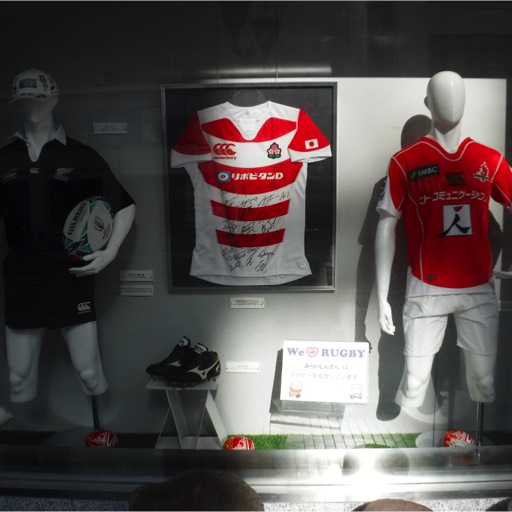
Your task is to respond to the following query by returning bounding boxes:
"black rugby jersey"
[0,134,134,252]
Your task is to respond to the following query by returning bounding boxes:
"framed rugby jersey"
[162,82,337,291]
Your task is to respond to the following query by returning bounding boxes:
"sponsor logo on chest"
[409,164,439,181]
[1,167,75,184]
[54,167,74,182]
[213,143,236,159]
[213,142,285,161]
[217,170,283,182]
[438,204,472,238]
[446,171,466,185]
[1,168,18,184]
[408,163,489,187]
[473,162,490,182]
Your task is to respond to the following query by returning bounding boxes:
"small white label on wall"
[226,361,261,373]
[120,270,154,282]
[230,297,265,309]
[120,284,154,296]
[93,122,128,134]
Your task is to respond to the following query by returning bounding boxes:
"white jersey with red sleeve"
[377,136,512,290]
[170,101,332,285]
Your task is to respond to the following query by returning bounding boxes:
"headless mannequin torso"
[375,71,498,408]
[6,91,135,403]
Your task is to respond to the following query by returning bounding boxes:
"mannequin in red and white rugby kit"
[171,100,331,285]
[376,71,512,408]
[2,69,135,403]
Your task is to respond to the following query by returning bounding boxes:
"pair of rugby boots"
[146,336,221,386]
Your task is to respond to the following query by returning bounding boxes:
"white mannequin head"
[424,71,465,132]
[16,96,58,125]
[10,68,59,126]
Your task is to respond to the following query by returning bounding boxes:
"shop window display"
[0,2,512,509]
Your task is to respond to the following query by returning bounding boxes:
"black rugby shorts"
[4,251,96,329]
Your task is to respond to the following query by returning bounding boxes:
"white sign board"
[280,340,370,404]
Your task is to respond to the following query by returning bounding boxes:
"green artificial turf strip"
[228,434,288,450]
[228,433,419,449]
[401,433,420,447]
[361,433,419,448]
[249,434,288,450]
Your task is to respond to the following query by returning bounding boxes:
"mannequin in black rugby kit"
[3,68,135,404]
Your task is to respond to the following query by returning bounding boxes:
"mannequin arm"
[375,213,399,334]
[69,204,136,276]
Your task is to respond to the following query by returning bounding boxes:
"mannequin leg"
[462,350,496,403]
[400,295,449,408]
[453,291,498,403]
[395,354,436,407]
[5,326,46,402]
[61,321,108,396]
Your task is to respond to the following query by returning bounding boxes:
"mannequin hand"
[69,245,118,276]
[378,301,396,335]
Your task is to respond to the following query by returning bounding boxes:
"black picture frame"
[161,81,337,292]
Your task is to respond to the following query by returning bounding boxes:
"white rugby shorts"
[403,292,498,357]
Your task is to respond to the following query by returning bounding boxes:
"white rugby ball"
[63,196,113,261]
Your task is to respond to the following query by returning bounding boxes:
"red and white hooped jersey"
[377,136,512,289]
[171,101,331,286]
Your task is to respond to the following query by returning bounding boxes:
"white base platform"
[146,379,227,449]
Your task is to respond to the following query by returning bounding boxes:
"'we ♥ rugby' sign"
[280,340,370,403]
